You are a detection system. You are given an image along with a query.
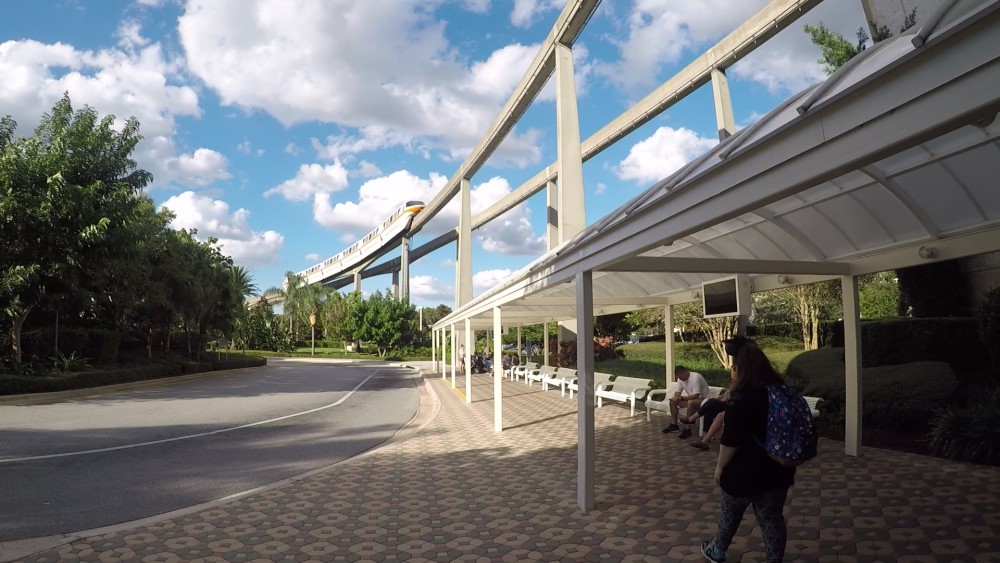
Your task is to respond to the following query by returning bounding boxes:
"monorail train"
[298,200,425,286]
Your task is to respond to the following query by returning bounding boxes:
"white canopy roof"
[436,1,1000,330]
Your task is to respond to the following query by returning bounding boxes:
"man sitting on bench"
[662,365,710,439]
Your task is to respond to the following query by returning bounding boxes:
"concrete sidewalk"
[9,363,999,562]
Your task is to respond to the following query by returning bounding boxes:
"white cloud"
[410,275,454,302]
[354,160,382,178]
[163,147,232,186]
[596,0,766,93]
[511,0,562,28]
[177,0,554,168]
[0,36,214,191]
[265,161,350,202]
[616,126,716,184]
[313,170,448,235]
[305,253,321,261]
[160,191,284,266]
[473,269,516,295]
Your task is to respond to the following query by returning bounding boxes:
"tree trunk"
[10,304,33,363]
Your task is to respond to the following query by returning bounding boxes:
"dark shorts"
[698,398,728,429]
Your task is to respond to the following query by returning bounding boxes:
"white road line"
[0,371,379,464]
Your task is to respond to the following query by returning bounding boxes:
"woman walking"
[701,339,795,563]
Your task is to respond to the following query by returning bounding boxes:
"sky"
[0,0,867,309]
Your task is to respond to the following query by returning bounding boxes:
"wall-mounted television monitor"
[702,276,741,318]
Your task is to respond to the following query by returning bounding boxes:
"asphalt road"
[0,359,421,542]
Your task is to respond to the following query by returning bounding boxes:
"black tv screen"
[702,277,740,318]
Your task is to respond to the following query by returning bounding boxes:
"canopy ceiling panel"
[848,186,927,242]
[896,162,988,231]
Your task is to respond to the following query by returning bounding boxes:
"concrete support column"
[516,327,523,366]
[555,42,585,342]
[575,271,595,511]
[464,318,473,404]
[546,180,558,250]
[543,322,550,365]
[841,275,862,456]
[400,237,410,301]
[664,305,676,384]
[555,42,586,242]
[493,307,503,432]
[391,271,399,300]
[711,68,736,140]
[450,324,457,386]
[353,271,362,294]
[431,327,436,373]
[456,178,473,309]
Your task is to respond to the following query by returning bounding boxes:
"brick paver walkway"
[14,363,1000,562]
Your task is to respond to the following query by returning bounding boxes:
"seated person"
[684,400,727,451]
[662,365,710,439]
[683,336,749,450]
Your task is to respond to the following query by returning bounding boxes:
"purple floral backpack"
[759,384,818,467]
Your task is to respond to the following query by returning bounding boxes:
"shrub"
[50,351,89,372]
[860,317,984,370]
[786,347,957,430]
[929,387,1000,465]
[977,286,1000,371]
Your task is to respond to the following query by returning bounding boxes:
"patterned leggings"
[710,487,789,562]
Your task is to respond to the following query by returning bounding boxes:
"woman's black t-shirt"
[719,386,796,497]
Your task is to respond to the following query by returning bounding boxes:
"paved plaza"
[9,363,1000,562]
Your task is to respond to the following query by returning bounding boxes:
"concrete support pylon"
[456,178,473,309]
[353,271,362,294]
[711,68,736,141]
[400,237,410,301]
[555,42,585,343]
[390,270,399,300]
[546,180,558,250]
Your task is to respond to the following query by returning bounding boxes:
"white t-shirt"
[678,371,710,398]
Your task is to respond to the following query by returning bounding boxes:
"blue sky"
[0,0,865,309]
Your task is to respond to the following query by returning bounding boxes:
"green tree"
[674,302,739,369]
[0,95,151,361]
[347,290,415,357]
[594,312,631,343]
[804,22,869,75]
[859,271,901,319]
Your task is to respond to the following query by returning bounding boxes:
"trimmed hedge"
[859,317,984,370]
[0,354,267,396]
[786,347,957,430]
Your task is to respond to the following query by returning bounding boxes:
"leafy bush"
[860,317,984,370]
[50,351,89,372]
[977,286,1000,371]
[929,387,1000,465]
[786,347,957,430]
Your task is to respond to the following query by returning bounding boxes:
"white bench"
[525,365,558,386]
[595,376,654,417]
[541,367,578,396]
[508,361,538,381]
[567,372,615,399]
[645,383,726,435]
[805,396,823,417]
[646,383,824,434]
